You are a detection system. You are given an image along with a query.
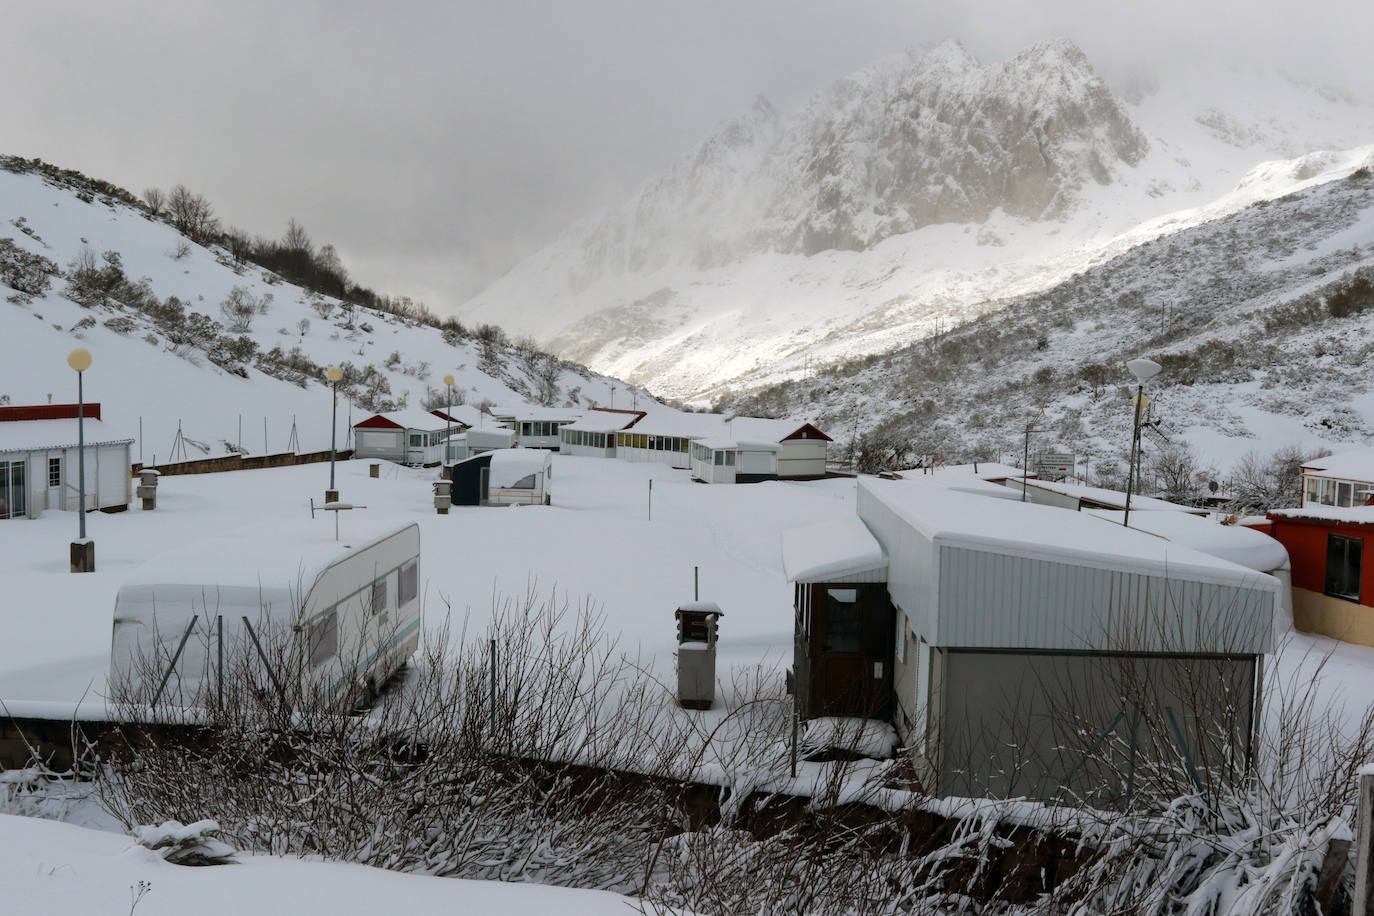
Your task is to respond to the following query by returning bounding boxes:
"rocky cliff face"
[458,38,1370,403]
[571,38,1147,282]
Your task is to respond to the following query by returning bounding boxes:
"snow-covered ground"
[0,813,646,916]
[0,455,855,707]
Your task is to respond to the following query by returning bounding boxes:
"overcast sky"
[2,2,1368,311]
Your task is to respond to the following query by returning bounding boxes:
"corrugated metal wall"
[857,483,938,641]
[937,546,1274,654]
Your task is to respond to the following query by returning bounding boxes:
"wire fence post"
[489,637,497,743]
[216,615,224,712]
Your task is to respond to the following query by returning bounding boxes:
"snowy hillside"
[458,39,1374,403]
[725,163,1374,479]
[0,159,647,465]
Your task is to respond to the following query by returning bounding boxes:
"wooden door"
[808,584,893,719]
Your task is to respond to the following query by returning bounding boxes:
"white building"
[689,438,780,484]
[1299,449,1374,508]
[558,408,645,459]
[784,476,1280,802]
[351,408,455,466]
[609,409,831,480]
[0,404,132,520]
[488,406,586,450]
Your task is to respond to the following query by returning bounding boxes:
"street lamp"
[442,374,454,469]
[1122,357,1162,527]
[67,349,94,572]
[326,365,343,503]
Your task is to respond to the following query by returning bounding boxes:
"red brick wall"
[0,403,101,422]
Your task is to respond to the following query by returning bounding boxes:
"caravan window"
[509,473,537,489]
[409,434,422,447]
[371,579,388,615]
[308,612,338,667]
[398,559,418,605]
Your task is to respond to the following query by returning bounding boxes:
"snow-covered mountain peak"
[460,38,1373,404]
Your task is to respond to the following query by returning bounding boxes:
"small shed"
[785,478,1281,802]
[732,419,832,480]
[0,404,132,519]
[449,449,552,507]
[689,438,780,484]
[1269,505,1374,645]
[352,409,454,466]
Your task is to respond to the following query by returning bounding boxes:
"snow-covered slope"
[0,160,646,464]
[458,39,1374,403]
[726,163,1374,477]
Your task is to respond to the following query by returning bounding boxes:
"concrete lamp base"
[70,539,95,573]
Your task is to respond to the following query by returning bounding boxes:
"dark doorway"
[797,582,893,719]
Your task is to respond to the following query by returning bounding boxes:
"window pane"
[371,578,387,614]
[308,612,338,667]
[1339,482,1353,508]
[1326,534,1363,601]
[510,473,537,489]
[398,560,418,606]
[48,458,61,488]
[824,588,861,653]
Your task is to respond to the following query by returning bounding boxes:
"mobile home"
[0,403,133,519]
[449,449,552,506]
[109,521,422,711]
[352,409,455,466]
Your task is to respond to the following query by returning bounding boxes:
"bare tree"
[166,184,219,243]
[1148,440,1214,505]
[141,187,165,217]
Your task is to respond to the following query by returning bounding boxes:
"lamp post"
[1123,357,1162,527]
[442,374,454,469]
[326,365,343,503]
[67,349,95,572]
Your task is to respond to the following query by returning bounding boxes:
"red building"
[1269,506,1374,646]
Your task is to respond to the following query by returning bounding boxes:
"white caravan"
[109,521,421,711]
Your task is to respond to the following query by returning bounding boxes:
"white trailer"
[109,521,421,711]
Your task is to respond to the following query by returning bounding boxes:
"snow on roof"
[432,404,487,428]
[697,437,781,451]
[117,520,418,598]
[894,462,1030,481]
[1270,505,1374,526]
[563,410,644,433]
[358,408,449,432]
[676,601,723,614]
[490,406,586,422]
[627,407,818,442]
[782,517,888,583]
[465,427,516,445]
[860,478,1274,590]
[1008,476,1201,513]
[0,418,133,454]
[487,449,551,487]
[1084,509,1290,572]
[1301,448,1374,481]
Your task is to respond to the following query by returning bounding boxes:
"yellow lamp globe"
[443,374,455,386]
[325,366,343,383]
[67,349,92,372]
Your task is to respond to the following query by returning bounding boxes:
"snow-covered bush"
[0,237,58,297]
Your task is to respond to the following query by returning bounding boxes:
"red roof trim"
[0,403,102,422]
[780,422,832,442]
[354,415,404,430]
[589,407,647,429]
